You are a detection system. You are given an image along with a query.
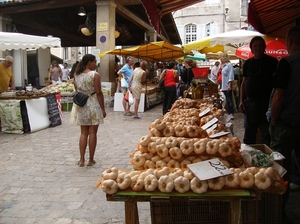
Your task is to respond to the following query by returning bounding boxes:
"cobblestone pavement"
[0,104,299,224]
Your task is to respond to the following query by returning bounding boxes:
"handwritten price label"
[208,160,228,175]
[187,158,233,180]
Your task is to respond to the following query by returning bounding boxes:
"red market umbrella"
[235,39,288,60]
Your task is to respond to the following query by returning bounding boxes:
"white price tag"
[206,123,217,134]
[209,131,230,138]
[201,117,218,130]
[199,108,210,117]
[187,158,232,180]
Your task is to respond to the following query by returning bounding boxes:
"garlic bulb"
[190,177,208,194]
[158,175,174,193]
[144,174,158,191]
[174,176,190,193]
[101,179,118,194]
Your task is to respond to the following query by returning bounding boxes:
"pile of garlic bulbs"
[99,166,287,195]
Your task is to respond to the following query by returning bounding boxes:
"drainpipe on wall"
[222,0,226,32]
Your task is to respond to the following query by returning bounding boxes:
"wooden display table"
[106,189,257,224]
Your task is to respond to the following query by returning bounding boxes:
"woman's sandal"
[87,160,96,166]
[77,161,85,167]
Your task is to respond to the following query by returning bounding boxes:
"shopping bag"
[158,69,166,90]
[124,91,129,101]
[128,91,134,105]
[158,77,165,90]
[121,77,127,87]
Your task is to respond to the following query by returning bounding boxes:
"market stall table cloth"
[0,99,23,134]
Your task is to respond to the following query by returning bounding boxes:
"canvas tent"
[0,32,61,87]
[0,32,61,51]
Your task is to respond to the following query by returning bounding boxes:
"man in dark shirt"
[239,36,278,146]
[270,26,300,217]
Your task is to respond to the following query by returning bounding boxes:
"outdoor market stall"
[100,41,185,112]
[0,32,61,88]
[0,91,61,134]
[98,98,287,224]
[0,32,63,133]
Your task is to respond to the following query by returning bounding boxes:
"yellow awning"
[99,41,184,62]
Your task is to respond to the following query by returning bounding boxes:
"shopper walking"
[219,53,235,120]
[61,62,69,82]
[48,60,62,84]
[159,61,179,115]
[129,61,147,119]
[117,56,134,116]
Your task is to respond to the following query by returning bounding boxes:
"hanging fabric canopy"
[248,0,300,38]
[0,32,61,51]
[99,41,184,62]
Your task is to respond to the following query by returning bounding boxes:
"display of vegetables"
[57,82,74,92]
[40,81,75,93]
[130,136,244,170]
[98,166,287,195]
[98,98,288,196]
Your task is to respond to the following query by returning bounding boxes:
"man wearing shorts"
[117,57,134,115]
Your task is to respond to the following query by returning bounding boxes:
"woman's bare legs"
[79,126,89,165]
[134,98,140,117]
[88,125,99,164]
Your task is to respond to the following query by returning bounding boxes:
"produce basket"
[61,103,73,111]
[192,67,209,78]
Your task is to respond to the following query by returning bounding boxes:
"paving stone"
[14,218,37,224]
[0,105,299,223]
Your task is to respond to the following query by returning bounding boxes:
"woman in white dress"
[129,61,147,118]
[70,54,106,167]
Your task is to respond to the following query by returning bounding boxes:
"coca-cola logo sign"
[241,52,250,57]
[265,49,288,55]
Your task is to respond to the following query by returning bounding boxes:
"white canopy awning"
[0,32,61,51]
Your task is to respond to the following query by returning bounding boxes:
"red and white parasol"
[235,39,288,60]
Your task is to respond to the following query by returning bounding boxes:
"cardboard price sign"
[187,158,232,180]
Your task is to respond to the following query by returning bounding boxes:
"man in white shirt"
[209,61,220,83]
[61,63,69,82]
